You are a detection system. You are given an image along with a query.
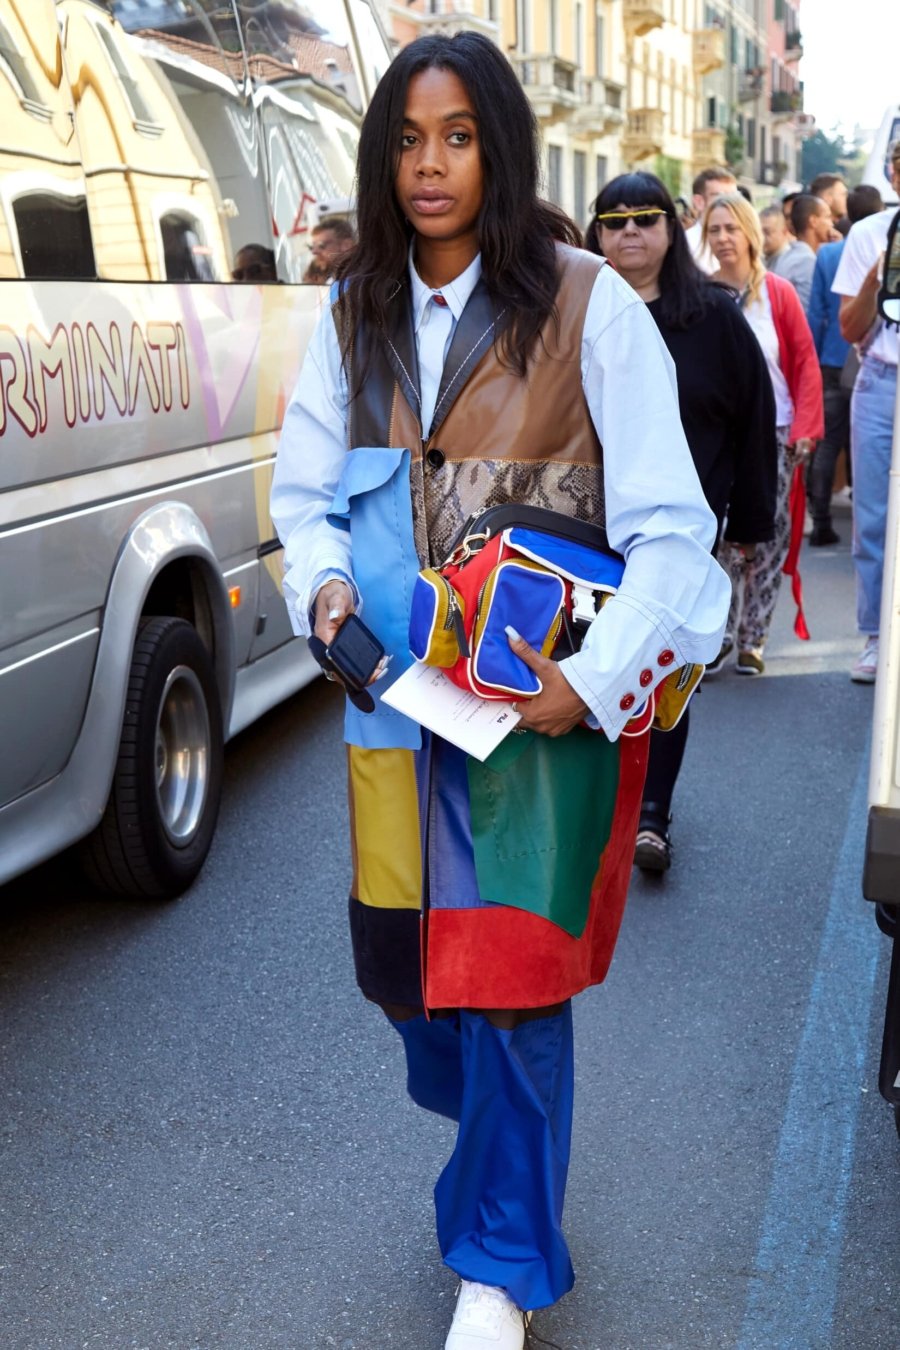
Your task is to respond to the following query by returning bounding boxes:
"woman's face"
[596,203,671,282]
[394,67,484,249]
[706,205,751,270]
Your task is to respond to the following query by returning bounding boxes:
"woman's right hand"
[313,579,354,645]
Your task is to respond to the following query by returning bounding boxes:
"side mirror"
[878,206,900,324]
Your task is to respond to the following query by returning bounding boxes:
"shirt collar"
[408,246,483,332]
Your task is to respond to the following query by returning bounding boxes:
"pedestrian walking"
[685,165,737,273]
[586,172,777,872]
[271,32,729,1350]
[832,142,900,684]
[805,184,884,546]
[704,192,823,676]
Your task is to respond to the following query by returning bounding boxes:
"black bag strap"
[450,504,622,563]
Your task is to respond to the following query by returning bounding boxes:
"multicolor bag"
[408,504,701,732]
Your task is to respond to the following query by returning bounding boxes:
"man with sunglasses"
[302,218,356,284]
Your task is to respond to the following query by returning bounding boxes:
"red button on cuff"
[658,648,675,667]
[639,668,653,688]
[619,692,636,711]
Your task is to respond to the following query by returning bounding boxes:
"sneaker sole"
[736,665,763,676]
[850,670,877,684]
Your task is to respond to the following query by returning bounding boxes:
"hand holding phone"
[308,613,385,714]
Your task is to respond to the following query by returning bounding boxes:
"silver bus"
[0,0,391,899]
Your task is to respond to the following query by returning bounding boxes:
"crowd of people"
[584,153,898,872]
[270,29,898,1350]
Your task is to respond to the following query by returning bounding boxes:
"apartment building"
[374,0,811,208]
[376,1,628,224]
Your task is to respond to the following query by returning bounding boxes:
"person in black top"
[586,171,778,872]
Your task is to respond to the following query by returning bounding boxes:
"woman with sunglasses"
[703,192,823,679]
[587,172,778,872]
[272,37,730,1349]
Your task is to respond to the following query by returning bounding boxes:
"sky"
[800,0,898,143]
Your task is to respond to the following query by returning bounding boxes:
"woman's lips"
[410,194,454,214]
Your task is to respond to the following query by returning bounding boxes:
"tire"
[82,616,224,900]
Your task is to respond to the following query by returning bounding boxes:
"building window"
[594,8,605,77]
[95,21,157,129]
[13,191,96,279]
[596,155,608,193]
[548,145,563,205]
[516,0,530,50]
[549,0,558,55]
[747,117,756,158]
[575,2,583,68]
[574,150,586,225]
[707,95,717,129]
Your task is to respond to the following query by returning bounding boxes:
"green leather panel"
[467,726,620,937]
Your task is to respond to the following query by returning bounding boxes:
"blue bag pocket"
[505,526,625,594]
[471,560,565,696]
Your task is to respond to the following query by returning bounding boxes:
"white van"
[0,0,391,898]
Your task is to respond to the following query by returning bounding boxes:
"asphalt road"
[3,514,899,1350]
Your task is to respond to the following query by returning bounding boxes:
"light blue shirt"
[272,249,730,739]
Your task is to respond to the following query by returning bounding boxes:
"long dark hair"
[585,172,711,329]
[337,32,580,381]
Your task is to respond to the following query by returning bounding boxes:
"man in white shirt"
[832,140,900,682]
[685,165,736,273]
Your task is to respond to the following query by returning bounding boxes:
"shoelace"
[524,1323,564,1350]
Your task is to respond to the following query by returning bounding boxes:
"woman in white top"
[703,192,823,675]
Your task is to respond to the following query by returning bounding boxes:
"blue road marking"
[737,755,882,1350]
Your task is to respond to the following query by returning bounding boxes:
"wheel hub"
[154,665,211,847]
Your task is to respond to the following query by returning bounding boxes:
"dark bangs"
[585,172,711,330]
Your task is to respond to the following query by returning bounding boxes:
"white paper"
[380,661,523,761]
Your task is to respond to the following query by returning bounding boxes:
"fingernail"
[328,608,341,621]
[505,625,522,642]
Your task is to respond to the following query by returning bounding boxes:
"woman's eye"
[401,133,417,148]
[448,131,470,145]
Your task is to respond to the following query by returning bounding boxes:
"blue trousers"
[850,356,897,634]
[388,1005,575,1311]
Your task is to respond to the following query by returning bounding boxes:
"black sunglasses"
[595,208,669,231]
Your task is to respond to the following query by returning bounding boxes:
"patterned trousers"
[720,430,794,653]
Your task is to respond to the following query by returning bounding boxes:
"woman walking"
[271,34,729,1349]
[586,172,778,871]
[703,192,823,675]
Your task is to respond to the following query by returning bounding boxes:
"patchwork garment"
[334,246,649,1010]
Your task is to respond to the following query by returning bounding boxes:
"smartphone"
[325,614,385,692]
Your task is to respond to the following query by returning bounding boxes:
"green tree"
[653,154,683,198]
[801,129,846,184]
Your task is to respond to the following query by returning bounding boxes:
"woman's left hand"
[792,437,815,459]
[505,628,590,737]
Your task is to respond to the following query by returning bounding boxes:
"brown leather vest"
[340,244,606,566]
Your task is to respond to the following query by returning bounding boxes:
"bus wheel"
[83,616,224,900]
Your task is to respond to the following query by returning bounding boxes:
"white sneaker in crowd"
[445,1281,532,1349]
[850,636,879,684]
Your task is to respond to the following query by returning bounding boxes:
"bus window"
[0,3,94,278]
[346,0,394,103]
[13,190,95,278]
[241,1,362,283]
[60,0,274,281]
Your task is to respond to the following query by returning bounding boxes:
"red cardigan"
[765,272,825,443]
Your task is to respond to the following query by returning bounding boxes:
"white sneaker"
[445,1281,531,1349]
[851,636,879,684]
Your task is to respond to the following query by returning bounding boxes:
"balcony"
[511,55,581,120]
[622,108,664,161]
[418,0,500,39]
[738,68,764,102]
[691,128,727,167]
[623,0,666,39]
[693,29,725,74]
[770,89,802,118]
[785,29,803,60]
[573,77,625,134]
